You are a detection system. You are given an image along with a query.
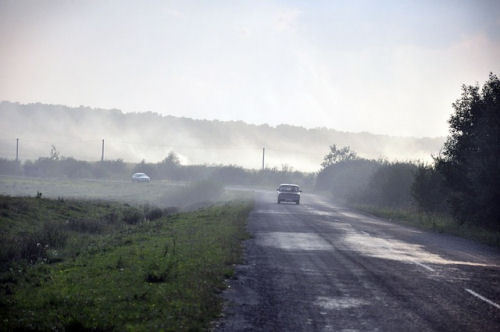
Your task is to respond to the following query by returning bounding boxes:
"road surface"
[216,190,500,331]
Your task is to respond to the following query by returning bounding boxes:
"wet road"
[217,191,500,331]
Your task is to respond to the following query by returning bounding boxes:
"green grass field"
[0,175,183,204]
[0,195,253,331]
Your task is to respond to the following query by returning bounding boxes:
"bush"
[103,210,119,224]
[122,208,144,225]
[39,222,68,249]
[0,222,68,266]
[412,164,449,214]
[316,158,381,201]
[362,162,417,209]
[145,208,163,221]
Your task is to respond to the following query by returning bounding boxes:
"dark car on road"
[277,184,301,204]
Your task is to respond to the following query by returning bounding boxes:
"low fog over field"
[1,2,500,331]
[0,102,443,171]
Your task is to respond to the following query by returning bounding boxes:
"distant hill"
[0,101,444,171]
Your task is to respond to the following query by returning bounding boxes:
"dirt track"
[216,191,500,331]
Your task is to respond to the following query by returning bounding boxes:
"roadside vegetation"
[317,73,500,246]
[0,195,253,331]
[0,149,315,189]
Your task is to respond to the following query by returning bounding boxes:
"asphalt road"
[216,190,500,331]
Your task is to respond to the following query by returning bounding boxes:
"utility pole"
[262,147,265,170]
[101,139,104,162]
[15,138,19,162]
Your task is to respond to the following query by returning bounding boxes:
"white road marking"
[412,261,435,272]
[465,288,500,310]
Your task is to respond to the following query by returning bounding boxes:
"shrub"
[412,164,449,214]
[362,162,418,209]
[316,158,381,201]
[1,222,68,265]
[145,208,163,221]
[103,210,119,224]
[39,222,68,249]
[122,208,144,225]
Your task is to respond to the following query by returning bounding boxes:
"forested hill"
[0,101,444,171]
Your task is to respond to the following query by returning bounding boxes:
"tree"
[49,145,60,161]
[157,152,181,179]
[436,73,500,229]
[163,152,180,166]
[411,164,448,214]
[321,145,357,169]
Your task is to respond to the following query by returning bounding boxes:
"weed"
[0,196,253,331]
[116,256,125,269]
[103,210,119,224]
[66,218,104,234]
[145,207,163,221]
[122,208,144,225]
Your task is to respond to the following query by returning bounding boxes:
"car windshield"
[279,185,299,192]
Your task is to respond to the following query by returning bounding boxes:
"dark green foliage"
[103,210,119,224]
[144,259,177,283]
[316,153,416,210]
[0,222,68,265]
[316,158,380,198]
[122,208,144,225]
[0,196,253,331]
[411,164,449,214]
[436,73,500,229]
[0,196,140,268]
[362,162,418,209]
[145,207,163,221]
[39,221,68,249]
[0,153,315,188]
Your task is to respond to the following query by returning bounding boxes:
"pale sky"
[1,0,499,137]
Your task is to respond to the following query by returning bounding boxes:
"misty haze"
[0,101,444,171]
[1,1,499,331]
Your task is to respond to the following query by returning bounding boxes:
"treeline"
[317,73,500,231]
[0,100,443,170]
[316,148,421,210]
[0,151,315,188]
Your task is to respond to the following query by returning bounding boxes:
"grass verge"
[353,204,500,247]
[0,195,253,331]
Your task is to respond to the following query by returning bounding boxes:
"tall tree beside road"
[436,73,500,229]
[320,145,357,169]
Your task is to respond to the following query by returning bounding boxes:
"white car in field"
[131,172,151,182]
